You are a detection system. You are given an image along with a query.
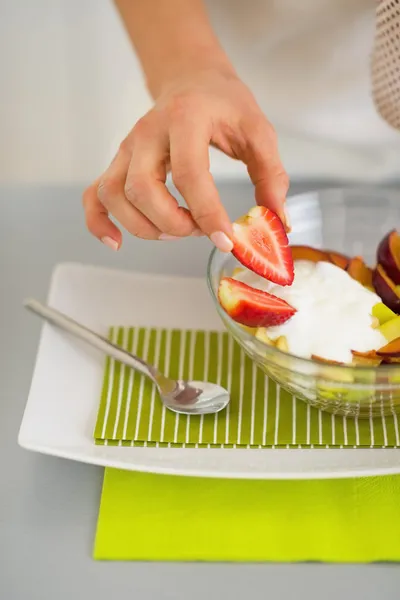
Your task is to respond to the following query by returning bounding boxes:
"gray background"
[2,182,400,600]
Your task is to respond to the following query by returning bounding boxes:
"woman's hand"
[83,0,289,252]
[83,68,289,252]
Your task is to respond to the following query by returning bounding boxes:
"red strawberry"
[218,277,296,328]
[232,206,294,286]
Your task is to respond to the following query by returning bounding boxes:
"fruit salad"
[217,207,400,366]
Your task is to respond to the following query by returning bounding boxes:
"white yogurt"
[233,260,387,363]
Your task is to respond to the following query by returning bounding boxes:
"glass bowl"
[207,187,400,418]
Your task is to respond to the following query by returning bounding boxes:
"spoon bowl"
[164,380,230,415]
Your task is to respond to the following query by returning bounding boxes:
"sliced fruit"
[255,328,274,346]
[290,246,350,270]
[382,357,400,364]
[376,230,400,285]
[351,349,382,366]
[218,277,296,327]
[311,354,345,365]
[232,206,294,286]
[347,256,373,289]
[378,315,400,342]
[275,336,289,352]
[290,245,331,263]
[373,265,400,314]
[239,324,257,335]
[371,316,380,329]
[327,251,350,270]
[377,337,400,361]
[372,302,396,325]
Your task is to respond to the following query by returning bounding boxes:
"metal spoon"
[24,299,230,415]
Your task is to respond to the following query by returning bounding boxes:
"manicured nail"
[159,234,180,241]
[101,236,119,251]
[210,231,234,253]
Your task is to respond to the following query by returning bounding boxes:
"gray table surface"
[2,182,400,600]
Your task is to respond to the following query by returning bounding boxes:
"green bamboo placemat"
[94,327,400,448]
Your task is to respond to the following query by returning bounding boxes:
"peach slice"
[376,338,400,364]
[290,245,331,263]
[327,251,350,270]
[383,357,400,364]
[377,337,400,357]
[377,230,400,285]
[311,354,346,365]
[347,256,373,289]
[351,349,382,366]
[372,302,396,325]
[373,265,400,314]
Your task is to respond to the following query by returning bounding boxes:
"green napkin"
[94,469,400,562]
[94,327,400,448]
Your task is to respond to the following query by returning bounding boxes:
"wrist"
[146,47,236,98]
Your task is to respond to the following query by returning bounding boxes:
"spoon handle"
[24,298,156,381]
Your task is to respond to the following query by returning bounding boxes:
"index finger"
[169,119,233,252]
[240,119,290,231]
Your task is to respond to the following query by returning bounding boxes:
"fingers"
[169,117,233,252]
[241,118,290,231]
[82,179,122,250]
[125,119,198,238]
[97,149,162,240]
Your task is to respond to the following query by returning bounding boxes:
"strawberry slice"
[218,277,296,327]
[232,206,294,286]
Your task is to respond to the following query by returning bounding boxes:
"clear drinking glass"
[207,187,400,417]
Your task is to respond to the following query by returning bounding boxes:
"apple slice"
[239,324,257,335]
[232,206,294,286]
[373,265,400,314]
[347,256,373,289]
[372,302,397,325]
[351,349,382,366]
[371,316,380,329]
[377,230,400,285]
[290,245,331,263]
[376,337,400,363]
[327,251,350,270]
[378,315,400,342]
[275,336,289,352]
[218,277,296,327]
[255,328,275,346]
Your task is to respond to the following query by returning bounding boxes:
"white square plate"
[19,263,400,479]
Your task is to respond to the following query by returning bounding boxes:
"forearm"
[113,0,235,97]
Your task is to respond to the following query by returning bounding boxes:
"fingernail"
[159,234,180,241]
[101,236,119,251]
[191,229,204,237]
[210,231,234,253]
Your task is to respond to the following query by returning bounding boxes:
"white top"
[115,0,400,182]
